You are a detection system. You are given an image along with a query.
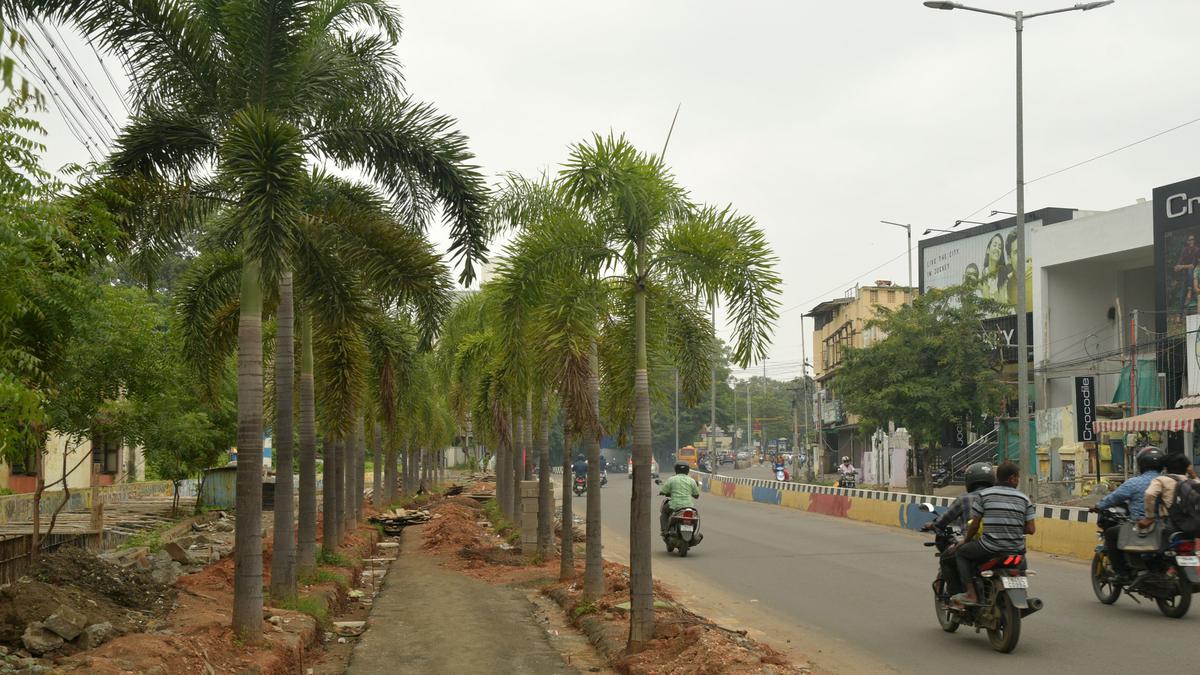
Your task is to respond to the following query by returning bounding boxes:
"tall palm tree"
[19,0,488,640]
[559,134,780,651]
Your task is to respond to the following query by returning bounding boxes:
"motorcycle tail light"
[680,509,696,521]
[1177,539,1197,555]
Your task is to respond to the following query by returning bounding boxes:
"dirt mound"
[457,545,524,567]
[34,546,175,613]
[617,622,795,675]
[442,495,485,510]
[422,501,486,553]
[0,578,149,650]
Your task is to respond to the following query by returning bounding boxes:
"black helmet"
[964,462,996,492]
[674,462,690,475]
[1136,446,1165,474]
[576,454,585,461]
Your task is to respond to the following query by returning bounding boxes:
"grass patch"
[571,601,597,619]
[482,498,521,545]
[275,594,330,627]
[301,567,349,589]
[119,519,178,553]
[318,547,355,568]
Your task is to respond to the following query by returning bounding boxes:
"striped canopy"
[1094,408,1200,433]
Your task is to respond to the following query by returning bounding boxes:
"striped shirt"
[970,485,1035,553]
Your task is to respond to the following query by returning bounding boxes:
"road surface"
[588,468,1195,674]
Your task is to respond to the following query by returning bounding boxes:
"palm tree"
[18,0,488,640]
[559,134,780,651]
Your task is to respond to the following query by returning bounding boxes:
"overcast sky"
[29,0,1200,382]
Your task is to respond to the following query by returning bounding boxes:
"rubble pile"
[368,508,431,536]
[421,498,486,553]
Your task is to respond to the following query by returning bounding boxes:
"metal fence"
[0,531,103,584]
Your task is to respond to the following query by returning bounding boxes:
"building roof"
[803,296,853,318]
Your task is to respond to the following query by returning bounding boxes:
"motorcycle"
[919,503,1043,653]
[600,470,608,487]
[774,465,786,481]
[1090,505,1198,618]
[836,472,856,489]
[654,478,703,556]
[573,475,586,497]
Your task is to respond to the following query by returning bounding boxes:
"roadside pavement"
[346,531,577,675]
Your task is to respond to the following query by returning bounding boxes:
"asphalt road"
[588,468,1197,674]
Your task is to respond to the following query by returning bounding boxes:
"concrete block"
[43,605,87,641]
[21,623,63,655]
[521,500,539,514]
[520,481,539,498]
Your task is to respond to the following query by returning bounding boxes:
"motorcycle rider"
[1139,452,1194,529]
[837,456,856,486]
[921,461,996,595]
[951,461,1036,607]
[572,454,588,482]
[1093,446,1164,583]
[659,462,700,536]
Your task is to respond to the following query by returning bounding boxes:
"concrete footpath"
[346,533,577,675]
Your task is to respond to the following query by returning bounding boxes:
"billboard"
[1153,176,1200,336]
[921,223,1032,317]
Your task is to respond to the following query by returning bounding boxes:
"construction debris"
[368,508,431,535]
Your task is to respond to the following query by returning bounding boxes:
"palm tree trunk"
[536,392,553,559]
[320,434,336,556]
[628,264,654,651]
[498,414,513,518]
[383,446,397,506]
[331,435,345,546]
[524,396,534,481]
[355,416,366,521]
[296,314,317,579]
[233,257,265,642]
[270,271,297,603]
[559,433,574,581]
[345,418,360,532]
[511,408,523,525]
[583,340,604,601]
[372,421,383,509]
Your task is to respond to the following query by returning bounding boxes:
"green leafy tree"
[835,284,1007,493]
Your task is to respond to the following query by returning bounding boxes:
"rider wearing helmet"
[1095,446,1165,583]
[572,454,588,479]
[922,462,996,595]
[659,462,700,536]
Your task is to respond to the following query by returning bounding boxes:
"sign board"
[1153,175,1200,336]
[920,222,1033,318]
[1074,376,1096,443]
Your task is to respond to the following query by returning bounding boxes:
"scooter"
[774,465,786,481]
[919,503,1043,653]
[600,470,608,487]
[573,475,586,497]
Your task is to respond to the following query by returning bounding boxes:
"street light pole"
[923,0,1114,497]
[880,220,913,291]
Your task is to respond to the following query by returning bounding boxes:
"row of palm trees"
[440,135,781,650]
[7,0,782,653]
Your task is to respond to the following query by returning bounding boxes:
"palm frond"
[174,249,242,397]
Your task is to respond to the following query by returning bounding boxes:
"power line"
[961,114,1200,221]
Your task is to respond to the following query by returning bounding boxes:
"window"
[10,445,37,476]
[887,290,896,302]
[92,434,120,475]
[870,290,878,303]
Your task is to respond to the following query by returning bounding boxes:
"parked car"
[736,451,751,461]
[719,452,735,465]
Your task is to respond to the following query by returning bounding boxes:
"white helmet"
[841,456,850,463]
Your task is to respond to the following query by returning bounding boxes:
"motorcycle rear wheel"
[1091,552,1121,605]
[986,592,1021,653]
[678,543,689,557]
[933,592,959,633]
[1155,571,1192,618]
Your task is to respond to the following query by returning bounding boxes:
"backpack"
[1168,476,1200,537]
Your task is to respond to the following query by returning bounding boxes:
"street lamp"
[954,219,988,228]
[922,227,955,236]
[923,0,1114,497]
[880,220,913,291]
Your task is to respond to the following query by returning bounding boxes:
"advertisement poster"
[1154,176,1200,336]
[1189,314,1200,397]
[1074,376,1095,443]
[921,224,1032,318]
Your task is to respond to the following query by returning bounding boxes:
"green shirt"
[659,474,700,509]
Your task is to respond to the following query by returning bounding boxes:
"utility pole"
[746,379,752,464]
[788,383,801,481]
[800,315,813,481]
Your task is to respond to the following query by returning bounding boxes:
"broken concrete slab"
[43,605,87,641]
[21,623,63,655]
[333,621,366,636]
[75,622,115,650]
[162,541,195,565]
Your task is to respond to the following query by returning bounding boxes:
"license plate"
[1176,555,1200,567]
[680,525,694,533]
[1001,576,1029,589]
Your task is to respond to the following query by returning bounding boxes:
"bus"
[676,444,700,469]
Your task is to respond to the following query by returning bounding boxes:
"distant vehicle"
[628,457,660,478]
[609,459,628,473]
[736,451,751,461]
[719,452,735,465]
[676,445,699,469]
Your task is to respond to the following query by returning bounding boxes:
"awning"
[1094,408,1200,433]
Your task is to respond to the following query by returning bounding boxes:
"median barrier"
[695,472,1097,560]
